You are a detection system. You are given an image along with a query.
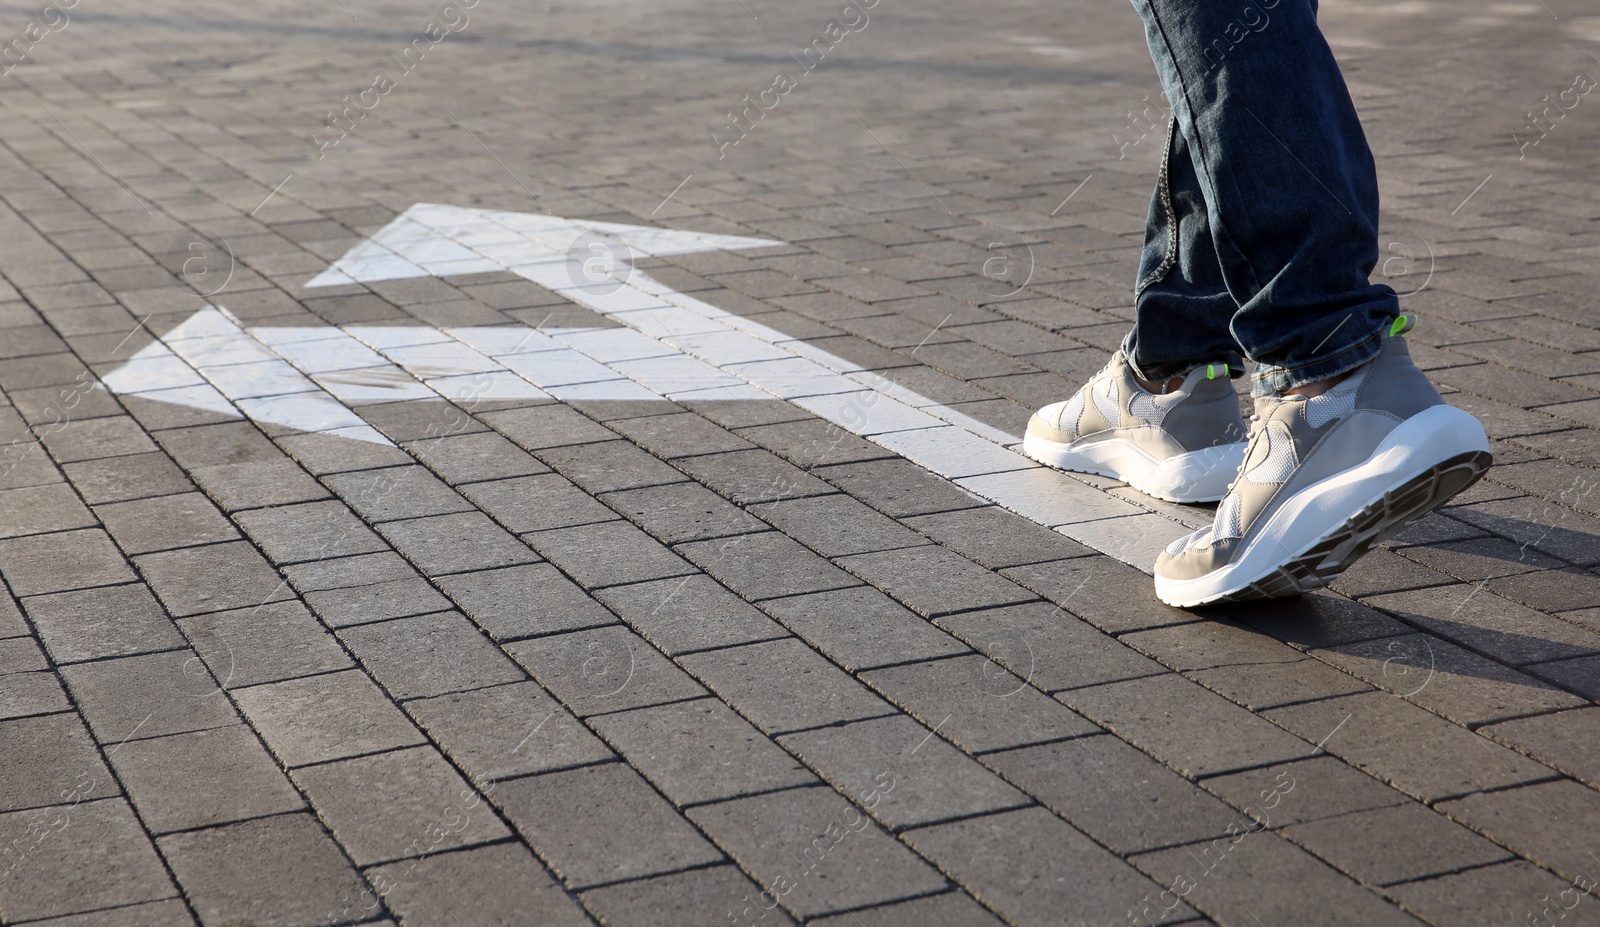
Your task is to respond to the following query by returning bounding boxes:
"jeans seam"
[1135,112,1180,297]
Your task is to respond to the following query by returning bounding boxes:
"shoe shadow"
[1216,590,1597,697]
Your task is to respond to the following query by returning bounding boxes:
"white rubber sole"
[1154,405,1492,608]
[1023,432,1246,504]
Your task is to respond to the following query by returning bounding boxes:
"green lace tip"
[1206,364,1217,380]
[1389,316,1410,338]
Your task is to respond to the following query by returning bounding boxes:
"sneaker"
[1153,316,1492,608]
[1023,352,1249,503]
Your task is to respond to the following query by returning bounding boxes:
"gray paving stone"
[602,480,770,544]
[735,416,902,470]
[688,785,947,919]
[107,724,304,834]
[677,639,892,735]
[356,399,491,443]
[808,892,1005,927]
[1314,633,1586,727]
[1282,803,1511,887]
[436,562,619,641]
[495,761,723,888]
[505,625,706,717]
[157,812,368,927]
[1441,778,1600,888]
[1187,657,1374,712]
[1202,756,1409,829]
[905,806,1191,927]
[187,459,332,511]
[370,842,593,927]
[338,610,524,700]
[95,492,240,555]
[526,519,697,588]
[0,482,95,539]
[234,499,389,564]
[676,531,860,601]
[1061,673,1313,779]
[1266,692,1557,802]
[905,506,1097,569]
[985,734,1244,855]
[480,403,618,450]
[135,540,296,617]
[673,447,838,507]
[861,653,1099,754]
[1000,557,1202,633]
[1130,828,1424,927]
[60,649,238,744]
[459,472,622,533]
[1384,860,1593,927]
[276,429,418,474]
[150,421,279,469]
[303,576,454,628]
[233,669,425,767]
[1489,567,1600,614]
[404,681,614,781]
[1527,653,1600,700]
[377,512,540,575]
[1451,494,1600,568]
[535,439,690,495]
[1327,547,1459,598]
[22,898,197,927]
[181,599,353,688]
[1231,591,1422,651]
[403,429,552,484]
[590,697,815,806]
[323,465,476,522]
[0,528,136,596]
[594,575,787,655]
[40,416,157,463]
[1363,587,1600,667]
[1119,618,1314,673]
[760,584,969,671]
[1482,707,1600,788]
[279,550,416,592]
[23,583,185,664]
[813,457,989,518]
[749,493,930,558]
[1404,535,1564,581]
[779,714,1030,829]
[0,636,46,675]
[291,745,510,866]
[0,590,22,640]
[581,864,802,927]
[840,546,1038,618]
[0,714,118,813]
[604,409,757,460]
[937,600,1168,693]
[0,799,176,922]
[0,670,70,720]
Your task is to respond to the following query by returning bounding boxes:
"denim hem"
[1249,320,1388,397]
[1122,330,1245,384]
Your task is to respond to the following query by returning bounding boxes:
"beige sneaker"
[1154,316,1493,607]
[1024,352,1248,503]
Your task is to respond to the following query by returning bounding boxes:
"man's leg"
[1132,0,1493,605]
[1127,0,1396,396]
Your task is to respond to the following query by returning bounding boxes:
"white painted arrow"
[100,204,1198,571]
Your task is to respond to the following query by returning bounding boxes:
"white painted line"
[101,205,1206,575]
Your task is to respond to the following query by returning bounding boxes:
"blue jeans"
[1119,0,1399,397]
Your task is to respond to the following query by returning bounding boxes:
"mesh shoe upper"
[1026,353,1246,460]
[1157,324,1446,582]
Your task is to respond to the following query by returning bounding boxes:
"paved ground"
[2,0,1600,925]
